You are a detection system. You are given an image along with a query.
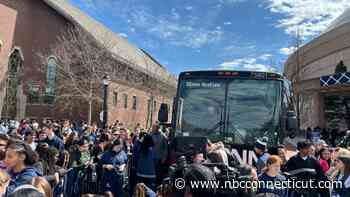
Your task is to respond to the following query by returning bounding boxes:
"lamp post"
[102,75,110,129]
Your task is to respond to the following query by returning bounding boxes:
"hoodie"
[7,166,42,195]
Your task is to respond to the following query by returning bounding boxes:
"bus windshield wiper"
[208,107,225,132]
[209,120,225,131]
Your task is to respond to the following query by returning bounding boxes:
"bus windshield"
[178,78,282,145]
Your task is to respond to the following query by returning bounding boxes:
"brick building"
[284,8,350,131]
[0,0,177,128]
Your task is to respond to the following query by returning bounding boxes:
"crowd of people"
[0,118,348,197]
[0,119,173,197]
[252,128,350,197]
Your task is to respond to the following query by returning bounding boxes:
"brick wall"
[0,0,176,126]
[107,82,173,129]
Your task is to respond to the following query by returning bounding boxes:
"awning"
[320,72,350,87]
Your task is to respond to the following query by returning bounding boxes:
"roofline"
[179,70,284,78]
[42,0,176,85]
[284,20,350,77]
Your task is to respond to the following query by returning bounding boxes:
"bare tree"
[38,26,117,125]
[139,50,176,128]
[291,27,304,130]
[38,26,175,126]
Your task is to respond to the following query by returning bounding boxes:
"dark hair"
[185,164,215,196]
[237,164,253,177]
[192,150,203,158]
[65,132,77,149]
[109,138,124,152]
[8,186,45,197]
[77,136,90,146]
[24,130,34,137]
[139,132,147,139]
[207,151,223,163]
[141,134,154,155]
[319,148,330,159]
[112,138,123,146]
[297,140,312,150]
[36,143,49,161]
[277,144,285,149]
[43,123,54,130]
[7,140,38,166]
[99,133,109,143]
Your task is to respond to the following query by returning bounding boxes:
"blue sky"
[69,0,350,75]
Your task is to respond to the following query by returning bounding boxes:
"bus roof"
[179,70,284,80]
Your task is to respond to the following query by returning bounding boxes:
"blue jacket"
[256,152,270,175]
[145,185,156,197]
[100,150,128,167]
[46,135,64,153]
[7,166,42,195]
[257,172,287,197]
[136,147,157,179]
[99,150,128,196]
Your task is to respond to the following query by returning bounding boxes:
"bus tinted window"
[178,77,282,145]
[226,79,282,145]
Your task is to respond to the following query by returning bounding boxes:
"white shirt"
[29,142,37,151]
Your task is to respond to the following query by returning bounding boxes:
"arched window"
[8,48,23,77]
[46,56,57,95]
[3,48,23,118]
[44,57,57,104]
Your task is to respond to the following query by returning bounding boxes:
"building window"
[132,96,137,110]
[28,83,40,104]
[147,99,152,128]
[3,48,23,118]
[45,57,57,103]
[113,92,118,107]
[43,94,55,104]
[123,94,128,109]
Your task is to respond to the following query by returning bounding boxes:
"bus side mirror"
[176,98,184,131]
[158,103,169,123]
[286,111,297,131]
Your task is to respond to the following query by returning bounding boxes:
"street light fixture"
[102,75,110,129]
[103,75,110,86]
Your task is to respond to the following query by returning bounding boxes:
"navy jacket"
[132,140,142,166]
[99,150,128,178]
[7,166,42,195]
[331,174,350,197]
[46,135,64,153]
[151,132,168,161]
[99,150,127,196]
[100,150,128,167]
[136,148,157,179]
[257,173,287,197]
